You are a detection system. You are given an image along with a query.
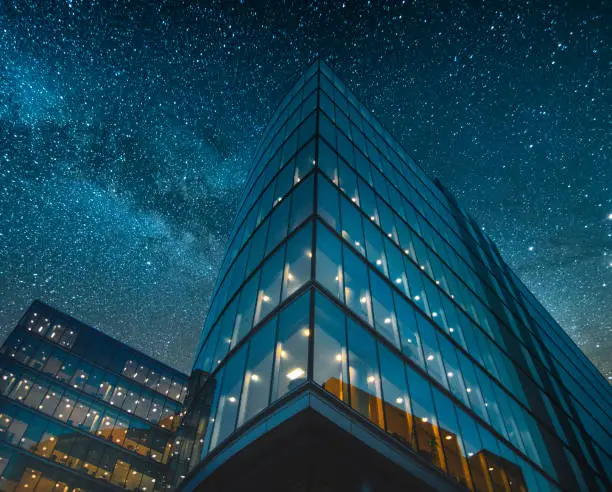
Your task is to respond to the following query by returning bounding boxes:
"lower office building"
[0,300,188,491]
[171,60,612,491]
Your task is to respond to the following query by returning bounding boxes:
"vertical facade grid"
[174,61,612,492]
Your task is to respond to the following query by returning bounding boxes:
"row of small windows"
[0,447,92,492]
[0,403,164,491]
[0,364,177,463]
[1,333,181,431]
[316,98,612,454]
[21,312,187,403]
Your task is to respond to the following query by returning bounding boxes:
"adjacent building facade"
[0,301,188,491]
[172,60,612,491]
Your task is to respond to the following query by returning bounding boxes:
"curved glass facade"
[174,61,612,492]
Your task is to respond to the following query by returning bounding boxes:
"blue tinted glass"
[265,200,290,255]
[232,272,260,348]
[347,319,383,428]
[282,222,312,300]
[378,344,412,445]
[315,221,344,301]
[342,247,373,326]
[208,347,247,451]
[393,292,424,368]
[237,318,276,426]
[340,196,365,255]
[271,291,310,400]
[404,364,445,471]
[369,271,399,348]
[317,174,341,232]
[289,175,314,231]
[254,246,286,324]
[313,291,348,402]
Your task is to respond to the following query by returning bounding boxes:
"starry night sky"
[0,1,610,377]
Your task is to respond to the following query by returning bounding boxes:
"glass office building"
[0,301,188,491]
[174,60,612,491]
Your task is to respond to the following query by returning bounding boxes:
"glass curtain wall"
[178,61,612,492]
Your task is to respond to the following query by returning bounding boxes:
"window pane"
[237,319,276,426]
[454,407,494,492]
[340,196,365,255]
[363,220,388,276]
[378,344,413,446]
[338,160,359,204]
[342,247,373,326]
[386,241,409,297]
[315,221,344,301]
[419,316,448,389]
[358,178,378,224]
[404,257,430,315]
[347,319,383,428]
[377,198,398,243]
[317,175,340,232]
[254,246,285,324]
[369,271,399,348]
[404,364,445,471]
[246,221,269,275]
[318,137,338,184]
[457,354,489,423]
[232,272,260,349]
[265,199,290,255]
[313,291,348,402]
[394,292,425,368]
[271,292,310,401]
[209,347,247,451]
[294,140,315,184]
[289,175,314,231]
[201,367,225,456]
[432,389,473,489]
[282,222,312,300]
[438,335,469,406]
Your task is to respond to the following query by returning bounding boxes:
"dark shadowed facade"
[171,61,612,491]
[0,301,188,490]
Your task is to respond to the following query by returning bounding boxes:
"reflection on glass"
[231,272,260,350]
[271,291,310,401]
[282,222,312,300]
[369,271,400,347]
[313,292,348,402]
[209,347,247,451]
[315,221,344,301]
[343,248,373,326]
[347,319,383,428]
[254,247,285,325]
[432,389,473,489]
[378,344,413,446]
[238,319,276,426]
[340,196,365,255]
[404,364,445,471]
[393,292,425,368]
[317,175,341,232]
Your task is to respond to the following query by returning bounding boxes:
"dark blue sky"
[0,1,609,376]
